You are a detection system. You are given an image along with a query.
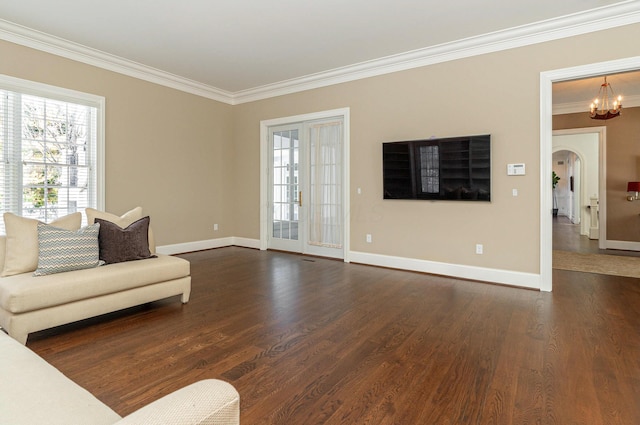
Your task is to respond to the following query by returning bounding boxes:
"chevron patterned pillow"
[33,222,104,276]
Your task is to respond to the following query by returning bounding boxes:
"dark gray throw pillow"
[95,216,155,264]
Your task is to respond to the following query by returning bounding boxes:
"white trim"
[0,73,104,107]
[552,144,588,228]
[259,123,269,251]
[605,240,640,251]
[554,94,640,115]
[552,127,606,242]
[2,3,639,104]
[259,108,351,262]
[156,236,260,255]
[541,55,640,292]
[234,3,640,104]
[0,19,234,104]
[159,238,539,288]
[0,73,105,212]
[96,96,106,211]
[540,73,554,292]
[342,112,351,263]
[232,237,262,250]
[349,251,540,290]
[156,237,234,255]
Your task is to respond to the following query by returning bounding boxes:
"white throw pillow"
[2,212,82,277]
[85,207,156,253]
[85,206,143,227]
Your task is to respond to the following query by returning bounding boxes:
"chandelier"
[589,76,622,120]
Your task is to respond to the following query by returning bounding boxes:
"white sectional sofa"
[0,330,240,425]
[0,207,191,344]
[0,240,191,344]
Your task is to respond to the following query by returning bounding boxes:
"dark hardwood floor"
[553,215,640,257]
[27,247,640,424]
[553,215,600,254]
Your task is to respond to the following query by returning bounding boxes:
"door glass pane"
[272,129,299,241]
[308,121,342,248]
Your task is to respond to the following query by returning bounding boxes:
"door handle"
[299,191,302,207]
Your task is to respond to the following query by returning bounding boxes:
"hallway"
[553,215,640,257]
[552,216,640,278]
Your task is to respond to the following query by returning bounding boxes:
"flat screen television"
[383,134,491,201]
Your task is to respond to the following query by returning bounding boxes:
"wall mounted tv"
[383,134,491,201]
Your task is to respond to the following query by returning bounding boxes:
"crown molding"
[0,19,236,104]
[1,2,639,105]
[553,94,640,115]
[233,2,640,104]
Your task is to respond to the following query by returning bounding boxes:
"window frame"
[0,74,105,224]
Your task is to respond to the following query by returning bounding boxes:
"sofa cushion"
[114,379,240,425]
[33,223,103,276]
[1,212,82,277]
[0,331,122,425]
[0,254,190,314]
[86,207,156,254]
[96,216,154,265]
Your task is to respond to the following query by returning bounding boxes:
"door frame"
[540,55,640,291]
[259,107,351,262]
[552,127,606,243]
[267,123,303,253]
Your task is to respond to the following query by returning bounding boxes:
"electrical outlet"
[476,244,483,254]
[366,234,372,243]
[214,223,219,231]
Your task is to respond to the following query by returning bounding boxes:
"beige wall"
[554,106,640,242]
[0,39,235,246]
[2,23,639,275]
[233,24,640,274]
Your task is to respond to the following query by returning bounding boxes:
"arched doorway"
[552,129,602,246]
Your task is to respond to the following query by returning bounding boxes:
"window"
[0,75,104,233]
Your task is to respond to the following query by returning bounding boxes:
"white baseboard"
[156,237,260,255]
[349,251,541,290]
[604,239,640,251]
[157,238,541,289]
[231,237,261,249]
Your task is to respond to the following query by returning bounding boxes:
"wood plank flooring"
[553,215,640,257]
[27,247,640,424]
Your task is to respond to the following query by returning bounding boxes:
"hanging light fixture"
[589,76,622,120]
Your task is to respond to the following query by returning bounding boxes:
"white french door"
[269,124,301,252]
[267,117,345,259]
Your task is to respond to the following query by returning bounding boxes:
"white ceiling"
[1,0,639,104]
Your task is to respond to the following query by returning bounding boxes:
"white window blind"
[0,76,103,233]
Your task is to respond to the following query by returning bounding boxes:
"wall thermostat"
[507,163,526,176]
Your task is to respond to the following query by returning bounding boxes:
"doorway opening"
[552,128,603,254]
[541,56,640,291]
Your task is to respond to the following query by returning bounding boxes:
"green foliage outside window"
[24,168,60,208]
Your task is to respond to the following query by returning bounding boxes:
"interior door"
[267,118,344,259]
